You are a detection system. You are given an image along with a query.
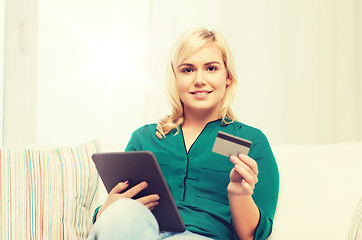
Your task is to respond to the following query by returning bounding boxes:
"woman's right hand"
[96,181,160,220]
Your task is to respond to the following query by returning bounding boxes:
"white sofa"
[268,142,362,240]
[1,141,361,239]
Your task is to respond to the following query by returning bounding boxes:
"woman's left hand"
[228,154,259,196]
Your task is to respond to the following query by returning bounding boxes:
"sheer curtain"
[2,0,362,147]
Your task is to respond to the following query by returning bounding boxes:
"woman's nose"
[193,71,206,86]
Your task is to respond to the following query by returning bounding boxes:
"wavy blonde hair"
[156,28,238,139]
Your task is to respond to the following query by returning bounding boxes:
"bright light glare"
[50,10,150,86]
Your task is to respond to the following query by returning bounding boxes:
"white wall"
[0,0,5,146]
[3,0,38,146]
[3,0,362,147]
[36,0,153,147]
[219,1,362,144]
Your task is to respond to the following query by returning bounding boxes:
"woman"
[88,28,279,240]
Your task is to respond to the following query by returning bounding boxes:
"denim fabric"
[87,198,160,240]
[88,198,213,240]
[160,231,213,239]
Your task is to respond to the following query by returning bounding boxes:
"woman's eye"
[206,66,217,71]
[182,68,193,73]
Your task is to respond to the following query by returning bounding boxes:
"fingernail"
[124,180,129,184]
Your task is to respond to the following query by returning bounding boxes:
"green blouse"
[124,119,279,240]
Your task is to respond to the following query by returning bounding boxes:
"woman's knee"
[88,198,159,240]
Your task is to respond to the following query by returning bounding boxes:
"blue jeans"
[87,198,213,240]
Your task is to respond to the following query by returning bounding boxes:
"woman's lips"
[190,90,212,95]
[189,90,213,98]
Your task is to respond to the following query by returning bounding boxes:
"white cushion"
[269,142,362,240]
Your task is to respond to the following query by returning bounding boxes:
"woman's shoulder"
[132,123,158,135]
[225,120,266,138]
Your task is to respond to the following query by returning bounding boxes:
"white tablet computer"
[92,151,185,232]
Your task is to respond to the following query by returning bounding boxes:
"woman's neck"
[182,109,220,129]
[181,113,218,152]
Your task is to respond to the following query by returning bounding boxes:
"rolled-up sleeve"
[249,130,279,240]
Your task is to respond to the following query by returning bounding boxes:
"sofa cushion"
[269,142,362,240]
[0,140,100,240]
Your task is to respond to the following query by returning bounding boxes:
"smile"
[190,91,212,95]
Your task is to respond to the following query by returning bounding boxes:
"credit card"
[212,131,252,157]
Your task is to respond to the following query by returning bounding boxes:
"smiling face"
[176,44,231,119]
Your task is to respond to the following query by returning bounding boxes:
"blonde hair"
[156,28,238,139]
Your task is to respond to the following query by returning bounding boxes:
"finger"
[136,194,160,205]
[229,168,243,182]
[238,154,259,175]
[234,165,258,187]
[136,194,160,210]
[110,181,129,194]
[123,181,148,198]
[241,179,254,195]
[230,155,256,178]
[144,201,159,210]
[230,155,240,164]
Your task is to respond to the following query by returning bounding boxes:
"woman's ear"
[226,78,232,86]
